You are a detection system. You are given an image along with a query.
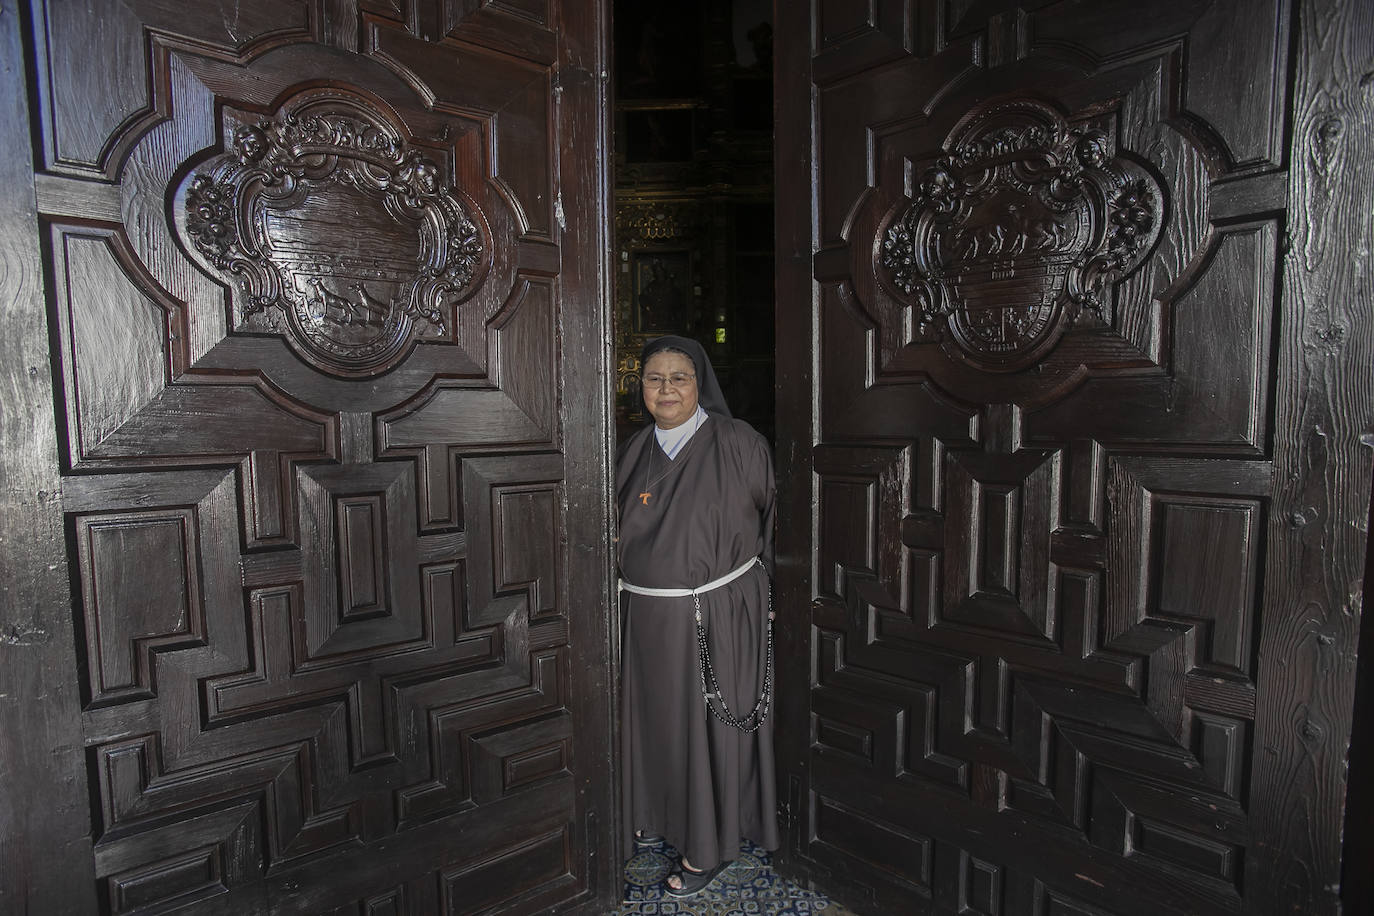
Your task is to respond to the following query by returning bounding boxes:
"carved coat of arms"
[878,99,1162,372]
[181,90,488,377]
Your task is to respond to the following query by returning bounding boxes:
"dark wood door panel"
[32,0,317,179]
[775,1,1373,914]
[3,1,613,914]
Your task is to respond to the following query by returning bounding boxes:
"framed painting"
[632,251,691,333]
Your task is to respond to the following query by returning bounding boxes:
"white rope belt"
[618,556,761,598]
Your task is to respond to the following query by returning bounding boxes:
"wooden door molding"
[774,2,1374,914]
[0,1,616,914]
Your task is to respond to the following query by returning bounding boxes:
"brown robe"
[616,413,779,868]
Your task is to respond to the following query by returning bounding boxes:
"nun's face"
[642,351,699,429]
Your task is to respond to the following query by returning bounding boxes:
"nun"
[615,335,779,897]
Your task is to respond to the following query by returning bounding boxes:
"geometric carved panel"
[438,826,571,914]
[1032,880,1117,916]
[494,486,559,618]
[396,651,566,826]
[298,462,423,659]
[1131,815,1239,885]
[958,849,1005,916]
[1109,458,1269,688]
[76,509,205,705]
[13,0,610,911]
[814,444,908,607]
[812,794,932,894]
[1191,711,1248,801]
[813,0,916,83]
[939,446,1058,640]
[51,231,168,460]
[1153,499,1260,674]
[780,0,1367,912]
[338,494,388,619]
[463,455,564,629]
[818,477,877,599]
[804,421,1264,912]
[107,846,226,916]
[470,712,573,804]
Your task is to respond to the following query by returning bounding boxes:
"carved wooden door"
[773,1,1373,914]
[0,1,616,913]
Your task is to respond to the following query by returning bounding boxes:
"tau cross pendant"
[639,492,651,505]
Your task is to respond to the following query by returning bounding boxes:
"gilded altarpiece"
[613,199,707,429]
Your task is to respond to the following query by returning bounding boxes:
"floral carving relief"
[877,99,1163,372]
[181,90,488,377]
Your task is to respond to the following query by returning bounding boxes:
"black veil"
[639,335,732,418]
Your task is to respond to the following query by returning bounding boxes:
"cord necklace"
[638,409,704,506]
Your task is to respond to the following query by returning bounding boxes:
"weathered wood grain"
[1248,0,1374,910]
[0,0,98,911]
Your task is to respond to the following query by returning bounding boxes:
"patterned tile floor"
[614,838,858,915]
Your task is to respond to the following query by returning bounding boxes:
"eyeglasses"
[643,372,696,390]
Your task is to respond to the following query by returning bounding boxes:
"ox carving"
[878,99,1162,372]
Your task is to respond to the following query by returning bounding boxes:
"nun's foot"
[665,857,730,898]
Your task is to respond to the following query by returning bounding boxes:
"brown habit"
[616,414,780,868]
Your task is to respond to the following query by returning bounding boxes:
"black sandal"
[665,859,730,898]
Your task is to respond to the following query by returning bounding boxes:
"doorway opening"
[610,0,776,446]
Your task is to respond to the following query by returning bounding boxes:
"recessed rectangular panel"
[338,495,387,619]
[471,712,573,803]
[108,847,223,914]
[363,888,404,916]
[78,512,197,702]
[382,390,549,449]
[504,744,567,792]
[39,0,148,171]
[439,828,569,913]
[54,232,167,463]
[1036,883,1115,916]
[1192,712,1248,800]
[907,548,940,625]
[297,462,424,659]
[495,486,558,616]
[977,484,1019,596]
[960,850,1004,916]
[818,478,874,598]
[487,0,550,25]
[818,0,877,46]
[813,794,932,890]
[1132,817,1239,883]
[814,713,875,763]
[423,561,466,645]
[1154,499,1258,672]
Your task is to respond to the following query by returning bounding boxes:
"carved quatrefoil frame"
[877,99,1164,373]
[181,89,490,378]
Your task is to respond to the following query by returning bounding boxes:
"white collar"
[654,406,709,458]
